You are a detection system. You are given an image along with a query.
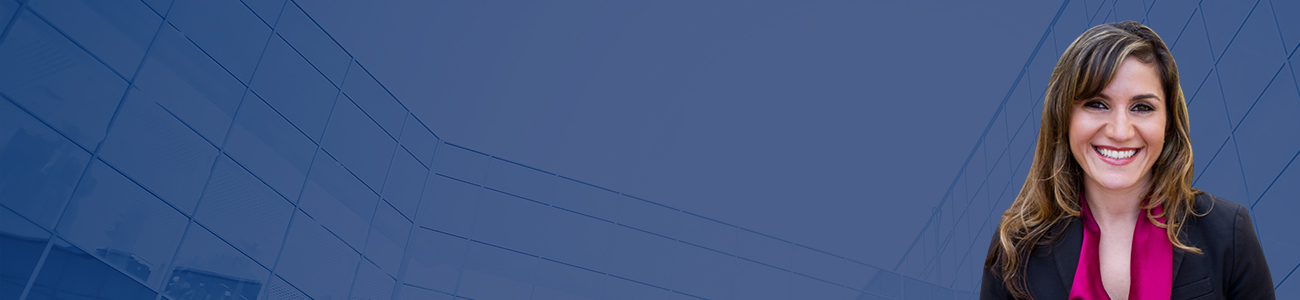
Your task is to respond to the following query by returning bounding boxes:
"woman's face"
[1069,56,1166,193]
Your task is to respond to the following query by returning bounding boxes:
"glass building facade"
[0,0,1296,299]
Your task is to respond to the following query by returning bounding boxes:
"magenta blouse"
[1069,196,1173,300]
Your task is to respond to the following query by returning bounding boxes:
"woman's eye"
[1132,103,1155,112]
[1084,100,1108,109]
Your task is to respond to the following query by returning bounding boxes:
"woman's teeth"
[1097,147,1136,159]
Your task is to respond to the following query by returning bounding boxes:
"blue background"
[0,0,1297,299]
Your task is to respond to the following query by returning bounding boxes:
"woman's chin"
[1088,175,1146,192]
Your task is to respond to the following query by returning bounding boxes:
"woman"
[980,21,1273,299]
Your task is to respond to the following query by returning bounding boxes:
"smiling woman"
[980,21,1274,300]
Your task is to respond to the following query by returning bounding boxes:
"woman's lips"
[1093,145,1140,166]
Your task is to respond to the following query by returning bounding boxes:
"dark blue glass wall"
[0,0,1296,299]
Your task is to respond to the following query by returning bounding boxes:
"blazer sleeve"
[981,232,1013,299]
[1227,205,1275,299]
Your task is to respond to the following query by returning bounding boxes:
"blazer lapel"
[1053,218,1083,288]
[1172,242,1185,279]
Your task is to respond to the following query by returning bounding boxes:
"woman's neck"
[1083,175,1152,227]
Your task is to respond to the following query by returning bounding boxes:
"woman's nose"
[1105,111,1135,141]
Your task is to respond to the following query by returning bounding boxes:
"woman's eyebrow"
[1131,93,1160,101]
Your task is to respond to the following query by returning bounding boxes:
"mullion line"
[1200,3,1217,59]
[257,3,357,299]
[1276,245,1300,289]
[1193,62,1291,186]
[15,0,179,297]
[433,152,915,283]
[919,71,1045,281]
[1210,62,1252,199]
[447,151,493,298]
[1167,5,1200,50]
[919,63,1048,278]
[1190,6,1299,187]
[16,6,136,81]
[389,140,440,300]
[1208,0,1264,64]
[933,61,1050,286]
[1248,57,1300,210]
[893,0,1072,273]
[1240,1,1300,212]
[948,135,1039,290]
[430,166,932,297]
[1268,0,1289,55]
[938,92,1043,286]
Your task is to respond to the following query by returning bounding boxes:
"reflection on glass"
[0,100,91,230]
[27,238,156,300]
[164,223,268,300]
[94,248,152,282]
[164,268,262,300]
[0,206,51,299]
[57,161,187,288]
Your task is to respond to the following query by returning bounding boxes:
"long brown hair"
[984,21,1202,299]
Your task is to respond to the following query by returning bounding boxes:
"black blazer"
[980,193,1275,299]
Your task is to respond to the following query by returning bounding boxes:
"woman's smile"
[1093,145,1140,165]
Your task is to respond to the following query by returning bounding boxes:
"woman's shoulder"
[1189,191,1248,223]
[1183,191,1254,242]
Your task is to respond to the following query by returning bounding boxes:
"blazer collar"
[1052,217,1083,287]
[1050,217,1189,286]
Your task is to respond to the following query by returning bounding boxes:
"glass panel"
[194,155,294,267]
[167,0,271,83]
[342,61,407,136]
[277,3,351,86]
[485,158,558,204]
[0,99,91,230]
[133,24,245,143]
[276,209,361,300]
[471,189,550,256]
[58,160,188,287]
[250,36,338,141]
[533,259,604,300]
[242,0,287,27]
[541,208,613,272]
[676,212,737,254]
[98,92,219,215]
[223,93,316,202]
[164,224,269,300]
[733,260,793,300]
[365,201,410,275]
[321,96,396,191]
[28,0,160,75]
[382,149,427,220]
[0,11,129,149]
[0,206,51,300]
[605,225,674,288]
[264,275,311,300]
[417,175,483,237]
[398,114,437,167]
[432,143,490,184]
[299,149,378,249]
[27,238,157,300]
[671,242,737,300]
[456,241,538,300]
[404,228,467,294]
[350,260,395,300]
